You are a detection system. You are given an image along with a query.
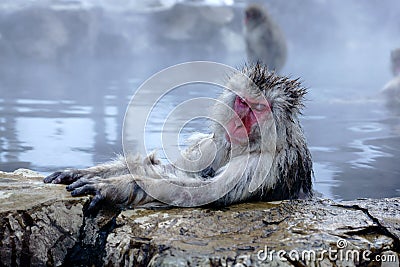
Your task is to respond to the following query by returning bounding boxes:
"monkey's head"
[244,4,267,29]
[213,63,307,154]
[391,48,400,76]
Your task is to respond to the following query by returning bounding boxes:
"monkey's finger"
[44,170,80,185]
[70,184,98,197]
[88,194,105,211]
[53,173,71,184]
[43,171,63,183]
[66,178,91,191]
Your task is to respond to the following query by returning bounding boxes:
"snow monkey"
[390,48,400,76]
[244,4,287,72]
[44,63,313,210]
[382,48,400,108]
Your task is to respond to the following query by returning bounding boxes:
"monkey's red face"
[244,8,262,25]
[226,95,271,145]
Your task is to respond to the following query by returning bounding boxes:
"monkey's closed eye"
[253,103,267,111]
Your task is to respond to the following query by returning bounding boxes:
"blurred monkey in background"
[244,4,287,72]
[382,48,400,110]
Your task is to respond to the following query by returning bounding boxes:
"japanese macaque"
[244,4,287,72]
[381,48,400,108]
[44,63,312,210]
[390,48,400,76]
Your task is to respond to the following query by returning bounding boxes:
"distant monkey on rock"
[381,48,400,109]
[390,48,400,76]
[44,63,313,210]
[244,4,288,72]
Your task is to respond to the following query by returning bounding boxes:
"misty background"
[0,0,399,201]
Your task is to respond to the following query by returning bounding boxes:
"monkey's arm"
[64,162,217,210]
[44,135,233,209]
[175,133,228,179]
[65,156,249,210]
[43,151,161,185]
[43,156,129,184]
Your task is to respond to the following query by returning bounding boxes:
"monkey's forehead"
[225,74,263,97]
[245,4,265,13]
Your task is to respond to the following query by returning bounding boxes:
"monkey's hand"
[44,159,129,184]
[65,174,148,211]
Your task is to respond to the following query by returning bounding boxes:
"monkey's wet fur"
[44,63,313,211]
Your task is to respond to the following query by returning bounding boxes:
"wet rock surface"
[0,170,399,266]
[0,169,93,266]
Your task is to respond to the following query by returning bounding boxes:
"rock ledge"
[0,169,399,266]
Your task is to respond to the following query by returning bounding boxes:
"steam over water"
[0,0,399,201]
